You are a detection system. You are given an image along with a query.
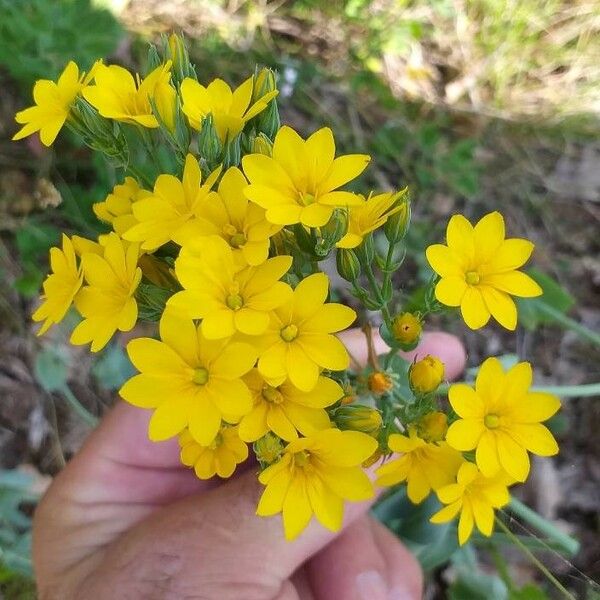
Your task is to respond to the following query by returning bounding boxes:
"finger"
[304,515,422,600]
[76,469,382,599]
[338,329,466,380]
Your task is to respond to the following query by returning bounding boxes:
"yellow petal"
[211,342,257,379]
[479,285,517,330]
[458,501,475,545]
[293,272,329,321]
[460,287,490,329]
[305,127,336,184]
[234,308,270,335]
[126,338,187,374]
[318,154,370,193]
[471,496,494,537]
[475,430,501,477]
[430,499,462,524]
[238,403,269,442]
[426,244,465,277]
[508,423,558,456]
[297,334,350,372]
[483,238,534,274]
[448,383,484,418]
[475,357,505,401]
[207,378,253,417]
[307,474,344,532]
[188,395,221,445]
[484,271,542,298]
[496,431,530,482]
[318,465,374,502]
[300,203,334,227]
[473,211,505,264]
[406,471,431,504]
[511,392,561,423]
[256,468,292,516]
[159,310,199,367]
[148,398,189,441]
[435,276,468,307]
[313,429,378,466]
[119,375,187,408]
[286,343,320,392]
[283,404,330,437]
[282,472,313,540]
[267,405,298,441]
[446,214,474,264]
[302,304,356,333]
[503,362,532,402]
[446,419,485,451]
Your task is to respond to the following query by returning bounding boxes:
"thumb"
[80,468,378,599]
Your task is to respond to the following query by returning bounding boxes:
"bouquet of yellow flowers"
[16,35,560,545]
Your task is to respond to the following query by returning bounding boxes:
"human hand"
[33,330,465,600]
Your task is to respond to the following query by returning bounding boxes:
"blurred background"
[0,0,599,597]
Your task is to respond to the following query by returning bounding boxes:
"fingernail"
[388,584,418,600]
[356,570,388,600]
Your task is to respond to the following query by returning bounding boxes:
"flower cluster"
[19,35,560,545]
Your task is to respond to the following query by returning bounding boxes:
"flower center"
[465,271,480,285]
[280,324,299,342]
[193,367,209,385]
[299,192,316,206]
[262,385,284,404]
[230,233,247,248]
[294,450,310,467]
[226,293,244,310]
[484,413,500,429]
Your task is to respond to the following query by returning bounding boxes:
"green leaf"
[33,346,69,393]
[509,583,550,600]
[92,344,135,391]
[449,570,509,600]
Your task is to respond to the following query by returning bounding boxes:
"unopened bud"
[416,411,448,442]
[334,405,383,436]
[252,133,273,156]
[409,355,445,394]
[315,210,347,257]
[197,114,222,164]
[254,432,284,465]
[391,312,422,347]
[384,189,410,243]
[368,371,393,395]
[339,383,356,405]
[336,248,361,282]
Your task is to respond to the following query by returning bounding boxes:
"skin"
[33,330,466,600]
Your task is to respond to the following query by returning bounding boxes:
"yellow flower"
[168,236,293,338]
[180,74,278,143]
[446,357,560,482]
[242,126,369,227]
[120,311,257,444]
[93,177,150,236]
[238,370,340,442]
[430,461,511,545]
[375,429,463,503]
[391,312,422,345]
[257,273,356,391]
[70,234,141,352]
[179,427,248,479]
[409,355,445,394]
[175,166,281,265]
[83,62,175,129]
[13,60,100,146]
[123,154,221,251]
[256,428,377,540]
[32,234,83,334]
[336,190,405,249]
[426,211,542,330]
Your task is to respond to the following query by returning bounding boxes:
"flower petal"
[479,285,517,330]
[448,383,484,418]
[460,287,490,329]
[446,419,485,451]
[496,431,530,482]
[435,276,467,307]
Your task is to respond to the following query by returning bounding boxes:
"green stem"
[60,385,99,427]
[495,517,576,600]
[539,304,600,348]
[363,262,393,326]
[437,381,600,398]
[508,498,579,556]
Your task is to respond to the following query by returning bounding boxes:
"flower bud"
[340,383,356,405]
[336,248,361,282]
[197,114,222,165]
[416,411,448,442]
[409,355,445,394]
[334,405,383,436]
[254,432,284,465]
[367,371,393,395]
[384,189,410,243]
[252,133,273,156]
[315,210,347,257]
[391,312,422,346]
[253,67,277,100]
